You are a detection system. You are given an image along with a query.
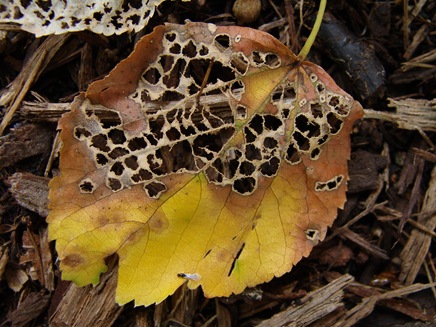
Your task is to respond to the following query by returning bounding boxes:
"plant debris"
[1,1,435,326]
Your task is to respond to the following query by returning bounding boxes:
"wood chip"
[8,172,50,217]
[400,165,436,284]
[0,124,52,169]
[256,274,354,327]
[0,34,70,135]
[49,259,123,327]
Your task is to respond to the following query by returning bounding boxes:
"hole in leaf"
[264,115,282,131]
[228,243,245,276]
[317,82,325,93]
[124,155,139,170]
[144,181,167,198]
[293,131,310,151]
[131,169,152,183]
[91,134,110,152]
[245,144,262,161]
[165,32,176,42]
[93,12,103,21]
[162,59,185,88]
[128,137,147,151]
[108,178,122,191]
[236,105,247,119]
[79,179,95,193]
[233,177,256,194]
[127,14,140,25]
[310,103,323,118]
[230,52,249,75]
[284,86,296,100]
[159,55,175,73]
[252,51,263,65]
[329,96,340,107]
[108,147,129,160]
[180,125,196,137]
[161,91,184,101]
[108,129,127,144]
[244,127,256,143]
[149,115,165,139]
[182,40,197,58]
[263,137,278,149]
[336,104,350,116]
[167,140,195,172]
[199,45,209,56]
[327,113,343,134]
[96,153,109,166]
[143,67,161,85]
[305,229,320,242]
[282,109,290,119]
[169,43,181,54]
[315,175,344,191]
[239,161,255,176]
[310,148,321,159]
[318,135,328,145]
[272,91,282,102]
[110,162,125,176]
[166,127,181,141]
[214,34,230,51]
[185,59,234,86]
[248,114,264,134]
[260,157,280,176]
[285,143,301,164]
[74,127,92,140]
[295,115,321,138]
[230,80,244,99]
[265,53,280,68]
[228,149,242,177]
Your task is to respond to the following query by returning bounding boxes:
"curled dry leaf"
[47,22,363,306]
[0,0,188,37]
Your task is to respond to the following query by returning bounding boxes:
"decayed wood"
[256,274,354,327]
[7,292,51,327]
[325,271,436,325]
[39,228,55,292]
[400,165,436,284]
[347,150,387,193]
[8,172,50,217]
[49,258,122,327]
[0,124,52,169]
[365,98,436,147]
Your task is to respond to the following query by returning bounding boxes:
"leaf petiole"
[298,0,327,61]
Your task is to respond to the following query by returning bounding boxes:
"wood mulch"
[0,1,435,326]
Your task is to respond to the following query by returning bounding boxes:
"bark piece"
[400,165,436,284]
[0,124,52,169]
[8,172,50,217]
[256,274,354,327]
[348,150,387,193]
[7,292,50,327]
[49,259,122,327]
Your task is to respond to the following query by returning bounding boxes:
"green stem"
[298,0,327,61]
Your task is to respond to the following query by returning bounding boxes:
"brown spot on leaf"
[62,254,84,267]
[148,211,169,234]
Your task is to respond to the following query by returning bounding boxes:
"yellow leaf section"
[115,168,309,306]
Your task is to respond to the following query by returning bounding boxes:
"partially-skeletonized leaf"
[48,22,363,306]
[0,0,187,37]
